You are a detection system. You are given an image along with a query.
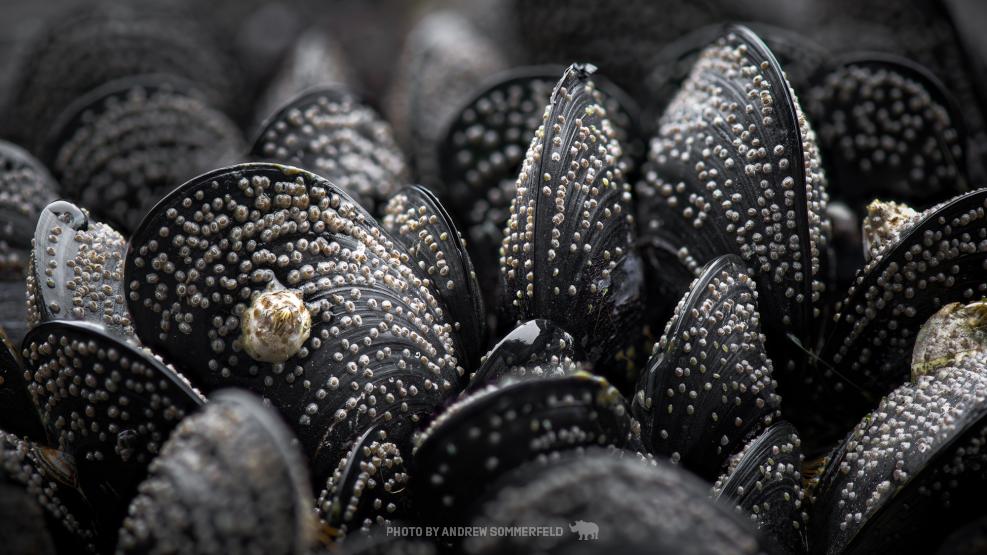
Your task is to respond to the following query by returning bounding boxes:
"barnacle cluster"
[0,1,986,554]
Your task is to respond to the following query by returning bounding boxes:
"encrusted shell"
[812,364,987,553]
[116,390,314,555]
[806,58,968,210]
[499,63,643,365]
[21,320,204,539]
[124,163,464,484]
[636,26,830,373]
[27,201,133,338]
[712,421,808,553]
[0,432,98,554]
[632,255,781,479]
[0,140,57,279]
[412,373,639,525]
[382,185,485,367]
[43,77,244,232]
[815,189,987,439]
[465,319,577,394]
[252,87,408,210]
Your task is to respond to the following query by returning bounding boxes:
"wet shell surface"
[464,448,766,554]
[465,318,577,394]
[712,421,807,554]
[806,58,968,210]
[316,418,417,540]
[0,431,97,554]
[812,364,987,553]
[382,185,485,367]
[116,390,314,555]
[632,255,781,479]
[252,87,408,210]
[412,373,639,525]
[27,201,133,338]
[21,320,205,535]
[499,63,642,364]
[43,77,244,233]
[124,163,464,483]
[636,26,830,371]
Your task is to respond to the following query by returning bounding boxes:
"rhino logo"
[569,520,599,540]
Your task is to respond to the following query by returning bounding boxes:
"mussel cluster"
[0,0,986,554]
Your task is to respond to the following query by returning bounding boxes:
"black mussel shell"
[0,140,58,279]
[644,23,832,125]
[43,76,244,233]
[412,373,640,525]
[124,163,464,485]
[116,389,314,555]
[632,255,781,480]
[10,2,242,149]
[438,66,643,323]
[382,185,486,368]
[713,421,807,554]
[499,63,643,367]
[637,26,831,375]
[316,418,418,540]
[387,11,508,191]
[0,328,45,441]
[27,201,133,339]
[465,319,577,394]
[252,87,408,211]
[0,431,98,553]
[812,364,987,553]
[806,57,968,211]
[464,448,767,555]
[254,28,356,127]
[791,0,987,179]
[815,189,987,436]
[21,320,205,539]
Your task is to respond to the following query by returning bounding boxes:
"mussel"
[632,254,781,480]
[123,163,465,489]
[713,421,807,553]
[499,63,643,369]
[636,26,831,376]
[21,319,205,541]
[0,140,57,344]
[0,431,98,553]
[252,87,408,211]
[812,301,987,553]
[116,390,314,555]
[412,372,639,525]
[42,76,244,233]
